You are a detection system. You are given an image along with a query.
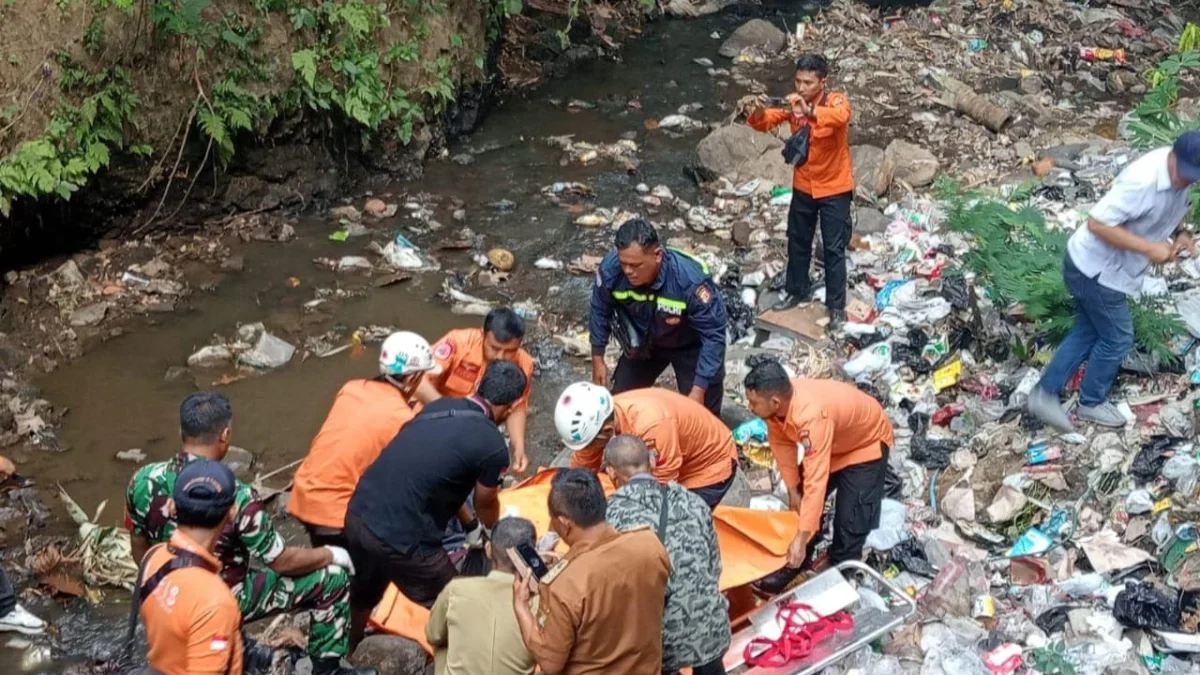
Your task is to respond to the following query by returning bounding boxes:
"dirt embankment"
[0,0,646,271]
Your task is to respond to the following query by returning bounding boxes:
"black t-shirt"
[348,397,509,550]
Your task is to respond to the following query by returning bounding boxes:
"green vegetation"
[0,0,529,216]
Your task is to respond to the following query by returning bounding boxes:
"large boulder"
[694,125,792,188]
[850,145,893,196]
[718,19,787,59]
[351,635,430,675]
[854,206,889,235]
[885,139,940,188]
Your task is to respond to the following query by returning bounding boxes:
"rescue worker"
[603,435,730,675]
[345,359,527,648]
[139,459,244,675]
[554,382,738,508]
[743,361,892,585]
[0,454,45,636]
[416,308,535,473]
[747,54,853,327]
[125,391,374,675]
[511,468,670,675]
[290,332,440,547]
[590,219,729,415]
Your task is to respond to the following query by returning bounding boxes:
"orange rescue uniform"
[289,379,417,529]
[141,531,244,675]
[426,328,535,409]
[571,388,737,489]
[767,378,893,533]
[747,92,853,199]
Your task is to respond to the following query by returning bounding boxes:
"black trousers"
[786,189,851,311]
[667,656,727,675]
[806,444,889,565]
[0,567,14,617]
[612,345,724,415]
[303,522,349,549]
[689,460,738,509]
[344,512,457,610]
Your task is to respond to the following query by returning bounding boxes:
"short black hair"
[549,468,607,527]
[490,517,536,571]
[477,359,527,407]
[744,360,794,396]
[180,391,233,443]
[795,54,829,78]
[614,219,660,251]
[484,307,526,343]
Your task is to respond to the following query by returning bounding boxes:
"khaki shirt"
[529,527,670,675]
[426,571,534,675]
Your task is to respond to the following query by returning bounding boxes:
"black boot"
[311,656,380,675]
[242,636,275,674]
[751,565,805,597]
[771,291,810,312]
[828,309,846,330]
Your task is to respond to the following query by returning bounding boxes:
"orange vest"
[767,378,893,533]
[141,532,243,675]
[425,328,534,409]
[747,92,854,199]
[289,379,416,528]
[572,388,736,488]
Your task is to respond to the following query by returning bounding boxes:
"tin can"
[972,594,996,619]
[1079,47,1127,63]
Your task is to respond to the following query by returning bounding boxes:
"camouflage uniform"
[607,477,731,672]
[125,453,351,660]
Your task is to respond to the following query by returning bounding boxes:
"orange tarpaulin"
[369,469,798,653]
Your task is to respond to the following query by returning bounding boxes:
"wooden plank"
[755,303,828,344]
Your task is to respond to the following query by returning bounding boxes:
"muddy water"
[17,7,807,670]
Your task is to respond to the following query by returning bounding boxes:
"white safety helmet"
[379,331,440,376]
[554,382,615,451]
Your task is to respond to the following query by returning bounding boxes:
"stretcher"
[724,561,918,675]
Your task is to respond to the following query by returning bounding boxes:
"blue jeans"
[1037,255,1134,407]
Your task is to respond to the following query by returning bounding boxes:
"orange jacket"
[141,531,244,675]
[747,92,853,199]
[767,378,893,534]
[289,379,417,528]
[424,328,534,410]
[572,388,737,488]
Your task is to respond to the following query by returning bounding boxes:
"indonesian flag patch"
[210,636,230,652]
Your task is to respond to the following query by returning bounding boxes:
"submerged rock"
[239,332,296,369]
[69,303,108,327]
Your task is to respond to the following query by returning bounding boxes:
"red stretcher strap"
[743,601,854,668]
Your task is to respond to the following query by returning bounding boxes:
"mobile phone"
[765,96,788,107]
[515,542,550,579]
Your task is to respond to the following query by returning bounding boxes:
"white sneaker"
[0,604,46,635]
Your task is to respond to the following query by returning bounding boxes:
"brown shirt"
[529,527,670,675]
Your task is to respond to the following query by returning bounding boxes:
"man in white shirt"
[1028,132,1200,432]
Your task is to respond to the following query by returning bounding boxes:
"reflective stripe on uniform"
[668,247,709,274]
[612,289,688,311]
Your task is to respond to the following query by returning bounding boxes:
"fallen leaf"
[1033,156,1055,177]
[101,284,122,296]
[287,277,302,288]
[643,118,659,130]
[212,373,249,386]
[40,571,85,598]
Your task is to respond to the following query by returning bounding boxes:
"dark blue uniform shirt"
[589,248,728,389]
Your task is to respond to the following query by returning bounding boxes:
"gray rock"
[694,124,791,187]
[850,145,892,196]
[187,345,234,368]
[1013,141,1035,160]
[1019,75,1043,95]
[351,635,430,675]
[223,446,255,479]
[69,302,108,327]
[885,139,940,188]
[116,448,147,463]
[329,205,362,222]
[732,220,753,246]
[854,207,889,235]
[239,332,296,369]
[54,260,86,288]
[718,19,787,59]
[1076,71,1107,94]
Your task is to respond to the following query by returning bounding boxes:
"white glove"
[464,522,489,549]
[324,546,356,575]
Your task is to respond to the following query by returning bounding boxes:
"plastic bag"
[909,413,958,469]
[1035,606,1071,635]
[1112,581,1181,631]
[865,499,906,551]
[1163,454,1200,497]
[1130,436,1185,483]
[940,275,971,310]
[891,537,936,577]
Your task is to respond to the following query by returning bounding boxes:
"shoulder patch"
[541,557,569,585]
[696,284,713,305]
[433,341,454,360]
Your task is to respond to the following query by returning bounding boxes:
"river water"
[12,6,808,670]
